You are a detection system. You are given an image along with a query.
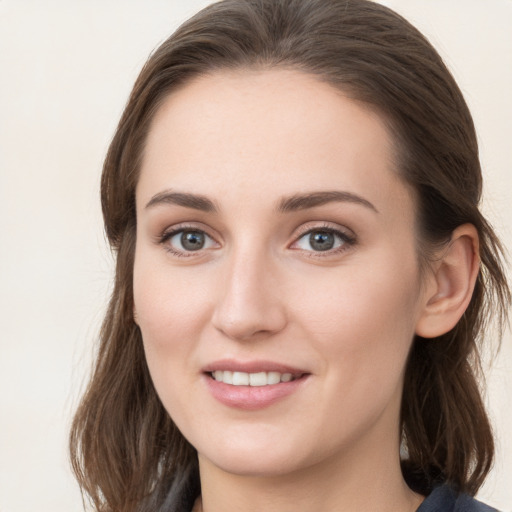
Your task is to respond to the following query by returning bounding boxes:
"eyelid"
[292,221,356,241]
[158,222,221,257]
[289,222,357,255]
[158,221,219,239]
[156,220,356,258]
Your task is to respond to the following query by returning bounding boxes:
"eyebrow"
[277,191,378,213]
[145,190,218,212]
[144,189,377,214]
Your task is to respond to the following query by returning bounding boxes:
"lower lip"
[204,374,309,410]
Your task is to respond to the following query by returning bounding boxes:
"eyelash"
[291,223,357,258]
[158,222,357,258]
[158,224,217,258]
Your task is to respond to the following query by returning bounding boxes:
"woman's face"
[134,69,431,477]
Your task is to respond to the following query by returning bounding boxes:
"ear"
[415,224,480,338]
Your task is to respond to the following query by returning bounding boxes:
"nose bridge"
[212,239,286,340]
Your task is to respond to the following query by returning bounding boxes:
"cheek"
[133,254,211,347]
[133,257,206,425]
[291,252,422,384]
[132,252,211,411]
[287,261,421,443]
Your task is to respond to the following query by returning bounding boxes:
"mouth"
[208,370,305,386]
[202,360,310,409]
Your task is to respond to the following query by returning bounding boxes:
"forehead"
[138,68,413,218]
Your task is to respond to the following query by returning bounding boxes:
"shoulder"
[454,493,500,512]
[417,485,501,512]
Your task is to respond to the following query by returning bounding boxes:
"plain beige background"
[0,1,510,511]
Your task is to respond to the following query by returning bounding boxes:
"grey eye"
[168,229,216,253]
[308,231,335,251]
[180,231,205,251]
[294,229,347,252]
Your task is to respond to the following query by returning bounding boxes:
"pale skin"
[133,69,480,512]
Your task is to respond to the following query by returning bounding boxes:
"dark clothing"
[417,485,499,512]
[181,482,501,512]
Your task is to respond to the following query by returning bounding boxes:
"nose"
[211,247,287,341]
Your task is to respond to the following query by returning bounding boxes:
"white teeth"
[232,371,249,385]
[211,370,299,386]
[267,371,281,385]
[249,372,266,386]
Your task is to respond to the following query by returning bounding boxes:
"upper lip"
[202,359,309,376]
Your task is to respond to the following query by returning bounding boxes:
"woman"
[69,0,510,511]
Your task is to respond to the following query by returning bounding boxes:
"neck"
[196,434,423,512]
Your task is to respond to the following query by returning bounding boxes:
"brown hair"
[70,0,510,510]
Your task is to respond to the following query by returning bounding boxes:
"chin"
[202,450,304,478]
[195,430,325,478]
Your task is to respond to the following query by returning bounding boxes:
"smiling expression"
[133,69,431,477]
